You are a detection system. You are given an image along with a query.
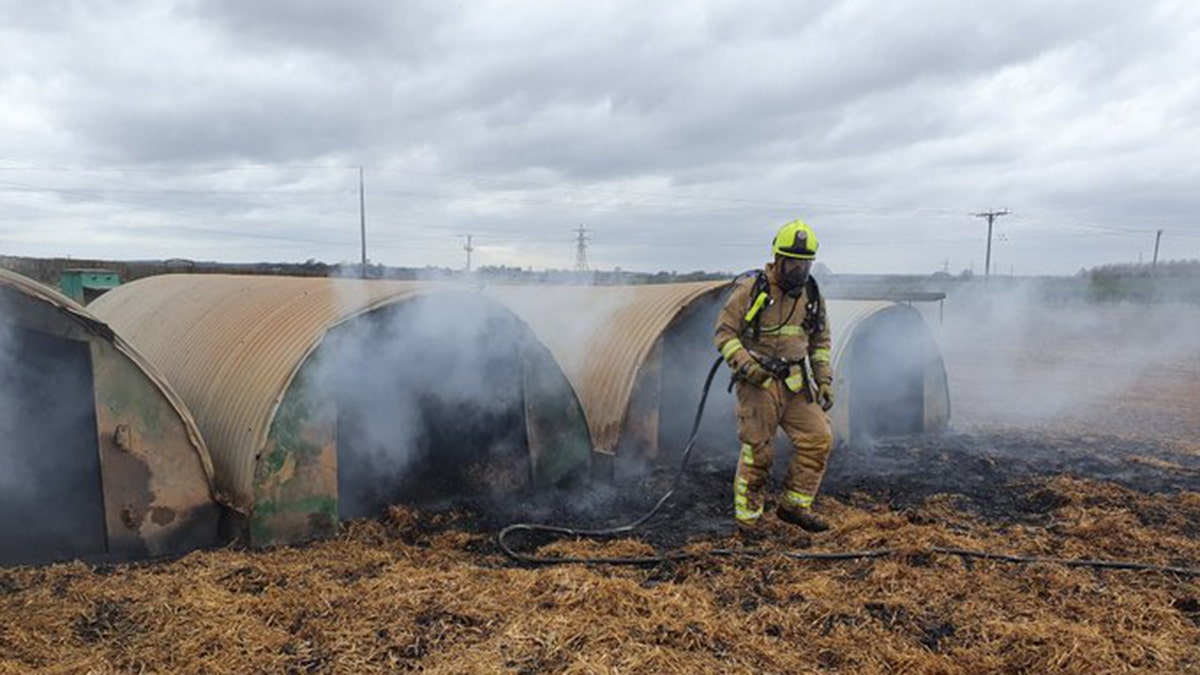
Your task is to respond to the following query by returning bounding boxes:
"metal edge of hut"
[0,268,221,563]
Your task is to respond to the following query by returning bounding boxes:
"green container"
[59,269,121,304]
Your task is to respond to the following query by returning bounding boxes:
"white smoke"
[480,283,639,381]
[0,294,28,496]
[0,289,110,564]
[311,288,538,518]
[937,281,1200,440]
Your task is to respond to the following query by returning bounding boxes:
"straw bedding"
[1,470,1196,674]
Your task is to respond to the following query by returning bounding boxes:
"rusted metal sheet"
[91,275,592,546]
[485,282,730,455]
[91,275,442,512]
[522,341,593,487]
[252,354,338,547]
[91,337,221,559]
[0,269,220,564]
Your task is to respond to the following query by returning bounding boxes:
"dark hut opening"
[658,294,735,464]
[327,296,533,519]
[848,306,929,445]
[0,326,107,565]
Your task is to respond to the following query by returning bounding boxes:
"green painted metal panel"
[59,270,121,304]
[251,356,338,547]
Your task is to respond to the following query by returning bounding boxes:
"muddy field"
[1,299,1198,673]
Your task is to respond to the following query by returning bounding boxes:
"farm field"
[1,300,1198,674]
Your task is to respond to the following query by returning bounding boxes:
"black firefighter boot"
[776,506,830,533]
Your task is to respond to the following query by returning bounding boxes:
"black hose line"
[927,547,1200,577]
[495,357,1200,581]
[497,356,726,564]
[499,541,1200,577]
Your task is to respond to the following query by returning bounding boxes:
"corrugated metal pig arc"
[90,275,592,547]
[485,281,729,456]
[0,268,220,566]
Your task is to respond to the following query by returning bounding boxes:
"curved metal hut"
[90,275,590,547]
[487,282,950,475]
[485,282,726,470]
[0,269,220,566]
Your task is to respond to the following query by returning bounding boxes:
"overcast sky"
[1,0,1198,275]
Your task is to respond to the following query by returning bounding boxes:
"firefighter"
[714,219,835,535]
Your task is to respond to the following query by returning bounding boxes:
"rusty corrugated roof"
[0,268,215,487]
[486,281,729,453]
[89,274,471,510]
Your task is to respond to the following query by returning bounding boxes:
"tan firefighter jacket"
[714,263,833,390]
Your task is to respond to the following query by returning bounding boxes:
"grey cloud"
[0,0,1197,274]
[190,0,456,60]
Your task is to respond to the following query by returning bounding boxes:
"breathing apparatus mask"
[776,257,812,297]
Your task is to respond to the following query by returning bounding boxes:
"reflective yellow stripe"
[761,325,803,336]
[735,471,763,522]
[783,491,815,509]
[735,505,763,522]
[739,443,755,467]
[744,292,768,323]
[784,372,804,393]
[720,338,744,361]
[811,347,831,364]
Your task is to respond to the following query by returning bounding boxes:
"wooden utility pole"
[464,234,475,272]
[1152,229,1163,273]
[358,166,367,279]
[972,209,1010,278]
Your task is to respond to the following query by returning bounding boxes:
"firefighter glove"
[817,382,834,411]
[725,346,771,387]
[739,359,773,387]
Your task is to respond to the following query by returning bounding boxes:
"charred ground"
[398,428,1200,555]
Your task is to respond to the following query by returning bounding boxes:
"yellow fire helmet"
[771,219,819,259]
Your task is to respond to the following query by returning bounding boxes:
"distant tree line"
[1080,259,1200,303]
[3,254,1196,305]
[1083,259,1200,279]
[0,254,731,290]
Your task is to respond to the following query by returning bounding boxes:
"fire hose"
[495,361,1200,580]
[497,356,726,564]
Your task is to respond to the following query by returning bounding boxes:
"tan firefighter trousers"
[733,379,834,527]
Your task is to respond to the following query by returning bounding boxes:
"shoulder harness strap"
[802,276,825,334]
[742,271,771,340]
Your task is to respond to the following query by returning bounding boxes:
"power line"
[0,162,357,173]
[0,161,969,217]
[1,168,1192,241]
[972,209,1010,278]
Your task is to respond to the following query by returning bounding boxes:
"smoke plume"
[311,289,539,519]
[0,290,108,565]
[936,281,1200,440]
